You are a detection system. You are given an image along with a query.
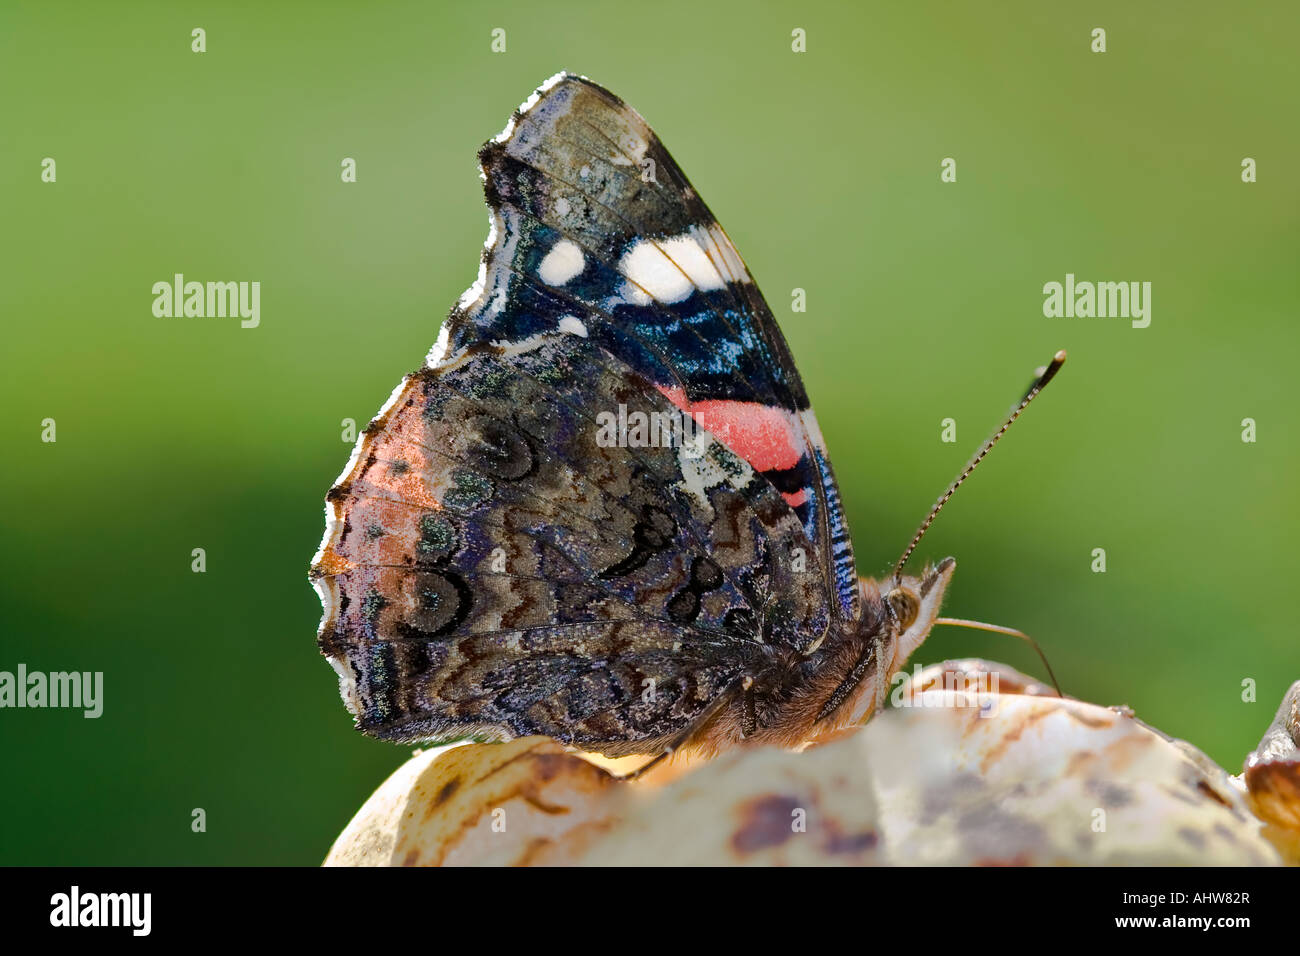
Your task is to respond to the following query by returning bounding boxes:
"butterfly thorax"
[686,559,956,755]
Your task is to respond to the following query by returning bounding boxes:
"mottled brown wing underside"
[312,333,829,755]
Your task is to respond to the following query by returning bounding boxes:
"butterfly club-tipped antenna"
[887,349,1068,697]
[891,349,1067,585]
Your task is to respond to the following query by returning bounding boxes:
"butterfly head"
[805,558,957,737]
[883,556,956,672]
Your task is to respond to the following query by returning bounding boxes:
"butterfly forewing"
[443,73,861,622]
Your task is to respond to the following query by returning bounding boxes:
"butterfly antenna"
[932,617,1064,696]
[892,350,1066,582]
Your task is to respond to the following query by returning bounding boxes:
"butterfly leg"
[617,749,671,782]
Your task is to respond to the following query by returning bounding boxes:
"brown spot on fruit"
[1195,779,1232,808]
[823,827,878,855]
[435,778,460,807]
[521,793,570,815]
[731,795,800,854]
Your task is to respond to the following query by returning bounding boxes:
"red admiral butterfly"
[311,73,1063,775]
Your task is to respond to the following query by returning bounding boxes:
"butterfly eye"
[887,588,920,631]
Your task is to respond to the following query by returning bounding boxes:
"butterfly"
[310,72,1062,772]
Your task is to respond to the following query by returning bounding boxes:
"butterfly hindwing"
[313,332,830,754]
[440,72,861,622]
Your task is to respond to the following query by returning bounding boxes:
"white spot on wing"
[493,332,550,358]
[538,239,585,286]
[619,235,727,304]
[558,314,588,337]
[617,280,653,306]
[673,433,746,512]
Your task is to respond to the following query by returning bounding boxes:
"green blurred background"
[1,1,1296,864]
